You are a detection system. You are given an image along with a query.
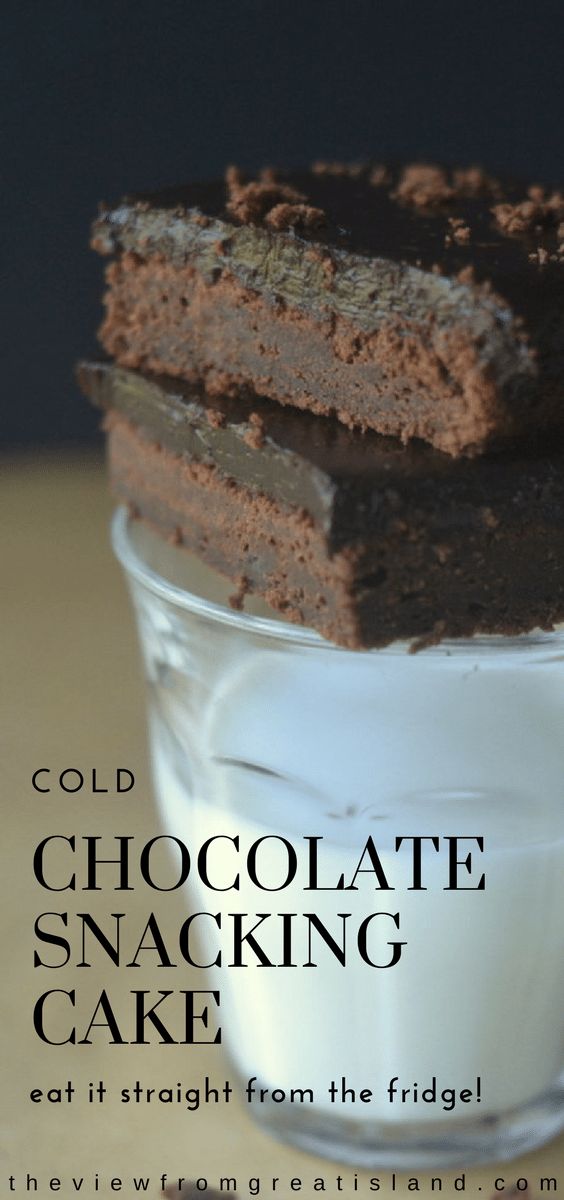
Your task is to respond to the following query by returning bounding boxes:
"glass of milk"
[113,507,564,1168]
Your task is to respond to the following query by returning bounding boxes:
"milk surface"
[144,620,564,1125]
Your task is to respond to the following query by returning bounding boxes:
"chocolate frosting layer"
[95,165,564,293]
[78,359,564,541]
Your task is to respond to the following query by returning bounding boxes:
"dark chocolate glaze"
[79,359,564,553]
[110,168,563,291]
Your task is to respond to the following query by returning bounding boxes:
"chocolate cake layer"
[92,164,564,457]
[79,360,564,649]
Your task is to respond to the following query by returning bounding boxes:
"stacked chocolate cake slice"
[79,163,564,648]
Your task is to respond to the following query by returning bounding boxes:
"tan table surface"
[2,451,563,1199]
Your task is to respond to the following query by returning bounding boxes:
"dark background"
[5,0,564,447]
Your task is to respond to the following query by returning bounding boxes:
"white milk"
[147,637,564,1125]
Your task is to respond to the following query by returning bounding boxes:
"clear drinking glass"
[113,506,564,1169]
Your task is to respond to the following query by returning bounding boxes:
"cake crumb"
[393,164,454,208]
[394,163,499,209]
[447,216,471,244]
[243,411,266,449]
[492,189,564,235]
[206,407,227,429]
[227,179,305,224]
[204,371,241,400]
[223,163,327,229]
[493,200,541,235]
[265,202,326,231]
[225,166,306,225]
[452,166,501,197]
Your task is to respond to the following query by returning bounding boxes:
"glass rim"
[111,506,564,658]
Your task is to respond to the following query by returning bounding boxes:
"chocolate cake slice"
[92,163,564,458]
[79,360,564,649]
